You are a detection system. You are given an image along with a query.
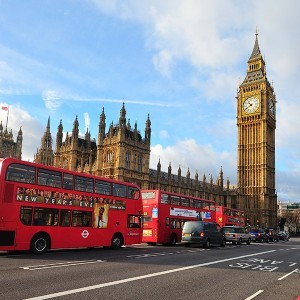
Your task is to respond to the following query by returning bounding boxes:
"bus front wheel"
[31,234,49,255]
[111,234,123,249]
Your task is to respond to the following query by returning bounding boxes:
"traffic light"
[256,219,260,227]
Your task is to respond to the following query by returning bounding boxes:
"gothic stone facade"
[35,103,238,207]
[0,121,22,159]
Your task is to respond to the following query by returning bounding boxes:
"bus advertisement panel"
[141,190,216,245]
[0,158,143,254]
[215,206,245,227]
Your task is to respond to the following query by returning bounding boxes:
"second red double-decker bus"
[0,158,143,254]
[141,190,216,245]
[215,205,245,227]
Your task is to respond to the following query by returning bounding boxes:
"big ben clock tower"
[237,32,277,227]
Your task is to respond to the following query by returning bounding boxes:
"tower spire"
[249,31,261,60]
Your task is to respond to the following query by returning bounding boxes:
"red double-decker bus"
[215,206,245,227]
[141,190,216,245]
[0,158,143,254]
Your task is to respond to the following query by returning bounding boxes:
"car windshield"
[183,222,203,233]
[223,227,235,233]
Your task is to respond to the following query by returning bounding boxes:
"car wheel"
[237,238,242,245]
[220,238,226,247]
[184,243,190,247]
[203,239,210,248]
[247,238,251,245]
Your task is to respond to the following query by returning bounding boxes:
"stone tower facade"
[53,116,97,173]
[34,117,54,165]
[52,103,151,188]
[237,33,277,227]
[0,120,22,159]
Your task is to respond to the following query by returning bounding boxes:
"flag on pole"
[2,106,9,111]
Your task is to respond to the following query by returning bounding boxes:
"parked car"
[278,231,290,241]
[221,226,252,245]
[248,228,268,243]
[181,221,226,248]
[265,229,279,242]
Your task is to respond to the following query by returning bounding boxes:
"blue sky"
[1,0,300,202]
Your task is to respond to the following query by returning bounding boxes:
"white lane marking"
[244,290,264,300]
[20,260,105,270]
[23,250,275,300]
[278,268,299,281]
[126,252,174,258]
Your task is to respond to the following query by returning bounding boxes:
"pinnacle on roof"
[249,31,261,60]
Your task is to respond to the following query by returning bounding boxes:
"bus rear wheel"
[111,234,123,249]
[169,234,177,246]
[31,234,49,255]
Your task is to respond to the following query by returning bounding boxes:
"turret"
[98,107,106,145]
[56,120,63,151]
[71,115,79,143]
[119,103,126,132]
[145,114,151,144]
[16,126,23,159]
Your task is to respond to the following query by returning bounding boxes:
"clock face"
[242,96,260,114]
[269,100,275,115]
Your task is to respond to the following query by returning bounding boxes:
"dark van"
[181,221,226,248]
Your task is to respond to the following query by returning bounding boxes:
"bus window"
[6,163,36,184]
[38,169,62,188]
[170,195,180,206]
[113,183,126,198]
[181,197,190,207]
[128,215,141,228]
[63,174,73,190]
[72,211,92,227]
[128,186,140,200]
[75,176,93,193]
[171,218,181,229]
[95,180,111,195]
[165,217,170,226]
[141,191,156,200]
[59,209,71,226]
[160,193,169,204]
[33,208,59,226]
[193,200,203,209]
[20,206,33,225]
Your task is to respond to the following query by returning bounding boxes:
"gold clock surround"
[242,96,260,115]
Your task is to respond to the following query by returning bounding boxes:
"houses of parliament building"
[1,34,278,227]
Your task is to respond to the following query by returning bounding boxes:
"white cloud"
[150,138,237,185]
[84,112,90,132]
[0,103,44,161]
[158,130,169,139]
[153,50,173,78]
[276,101,300,150]
[42,90,61,112]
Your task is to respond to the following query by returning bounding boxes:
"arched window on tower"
[137,154,142,172]
[126,151,131,169]
[107,151,113,164]
[63,158,68,169]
